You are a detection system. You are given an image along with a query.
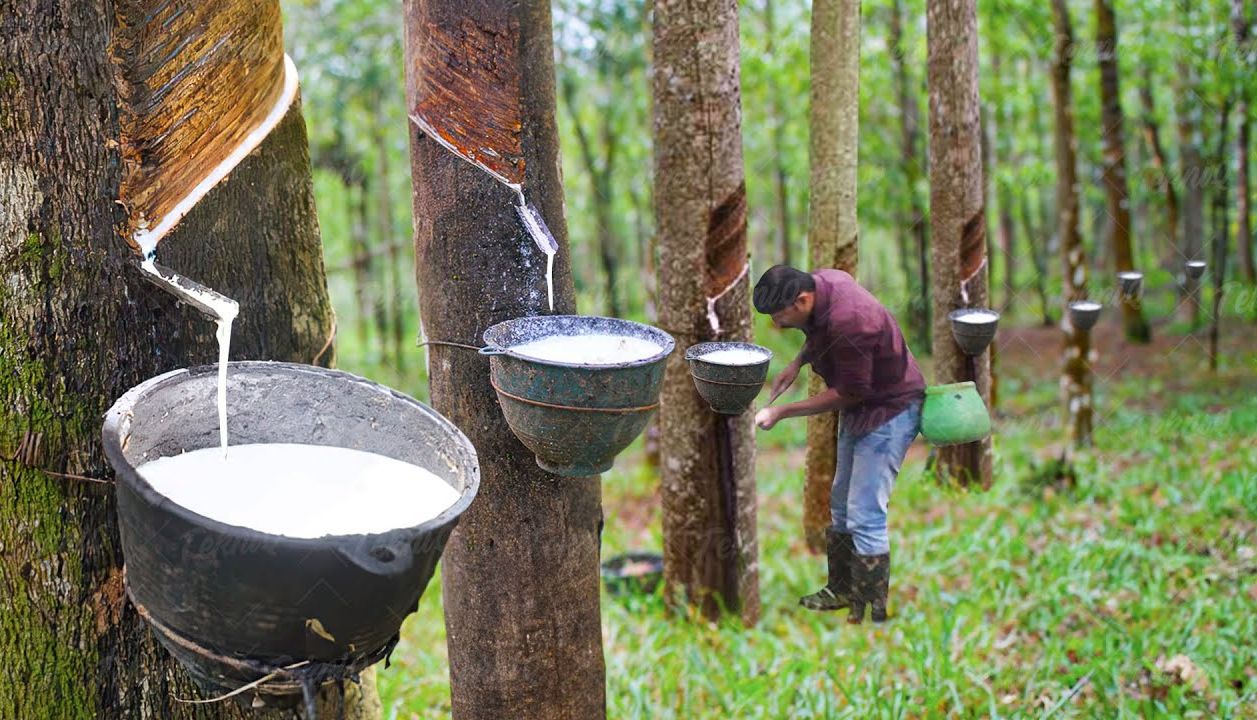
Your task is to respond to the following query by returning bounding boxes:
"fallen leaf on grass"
[1155,654,1209,694]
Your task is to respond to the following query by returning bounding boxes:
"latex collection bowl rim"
[683,341,774,366]
[101,361,480,547]
[482,315,676,370]
[947,308,1001,325]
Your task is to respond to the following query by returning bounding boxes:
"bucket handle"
[477,346,506,356]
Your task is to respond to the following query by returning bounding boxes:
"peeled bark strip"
[803,0,861,552]
[403,1,607,717]
[1051,0,1093,449]
[926,0,992,487]
[112,0,290,252]
[1,1,343,716]
[1095,0,1151,342]
[408,6,525,187]
[654,0,759,624]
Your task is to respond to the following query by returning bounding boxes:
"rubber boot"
[847,552,890,624]
[799,529,854,611]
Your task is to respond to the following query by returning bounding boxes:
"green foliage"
[372,329,1256,718]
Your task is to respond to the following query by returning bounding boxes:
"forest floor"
[376,317,1256,719]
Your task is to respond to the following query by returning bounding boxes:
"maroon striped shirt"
[800,270,925,436]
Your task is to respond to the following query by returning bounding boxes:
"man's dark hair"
[752,265,816,314]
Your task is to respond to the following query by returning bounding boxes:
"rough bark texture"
[803,0,860,553]
[1139,71,1181,271]
[654,0,759,624]
[1050,0,1094,449]
[891,0,931,351]
[0,1,359,717]
[926,0,992,487]
[403,1,607,718]
[1095,0,1151,342]
[1235,0,1255,284]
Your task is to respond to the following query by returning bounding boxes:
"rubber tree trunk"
[0,1,368,717]
[1095,0,1151,342]
[890,0,932,351]
[654,0,760,624]
[802,0,861,553]
[1051,0,1094,450]
[1234,0,1256,285]
[926,0,993,487]
[403,1,607,717]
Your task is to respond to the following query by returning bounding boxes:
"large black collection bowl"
[101,362,479,696]
[482,315,674,477]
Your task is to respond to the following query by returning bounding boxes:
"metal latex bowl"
[482,315,674,477]
[685,342,772,415]
[948,308,1001,356]
[102,362,478,697]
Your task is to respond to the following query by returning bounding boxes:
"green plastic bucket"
[920,381,991,446]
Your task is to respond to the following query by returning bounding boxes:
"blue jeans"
[830,401,922,556]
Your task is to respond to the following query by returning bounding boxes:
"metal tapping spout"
[138,260,240,323]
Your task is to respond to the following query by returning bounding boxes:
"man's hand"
[755,406,781,430]
[767,359,801,404]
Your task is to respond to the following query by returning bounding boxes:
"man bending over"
[752,265,924,624]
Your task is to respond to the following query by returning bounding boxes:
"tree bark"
[890,0,932,350]
[654,0,759,623]
[926,0,992,487]
[0,1,363,717]
[403,1,607,717]
[1050,0,1094,449]
[1095,0,1151,342]
[1234,0,1255,284]
[802,0,861,553]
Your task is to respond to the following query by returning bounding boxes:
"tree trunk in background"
[764,0,795,267]
[1139,71,1181,272]
[891,0,932,351]
[654,0,759,624]
[1209,100,1230,370]
[1234,0,1256,284]
[992,48,1017,314]
[1176,3,1206,327]
[804,0,861,552]
[375,119,407,371]
[0,1,365,716]
[562,75,623,318]
[1050,0,1094,450]
[1019,194,1055,326]
[403,1,607,717]
[1095,0,1151,342]
[926,0,992,487]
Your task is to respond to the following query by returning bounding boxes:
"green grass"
[364,323,1256,718]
